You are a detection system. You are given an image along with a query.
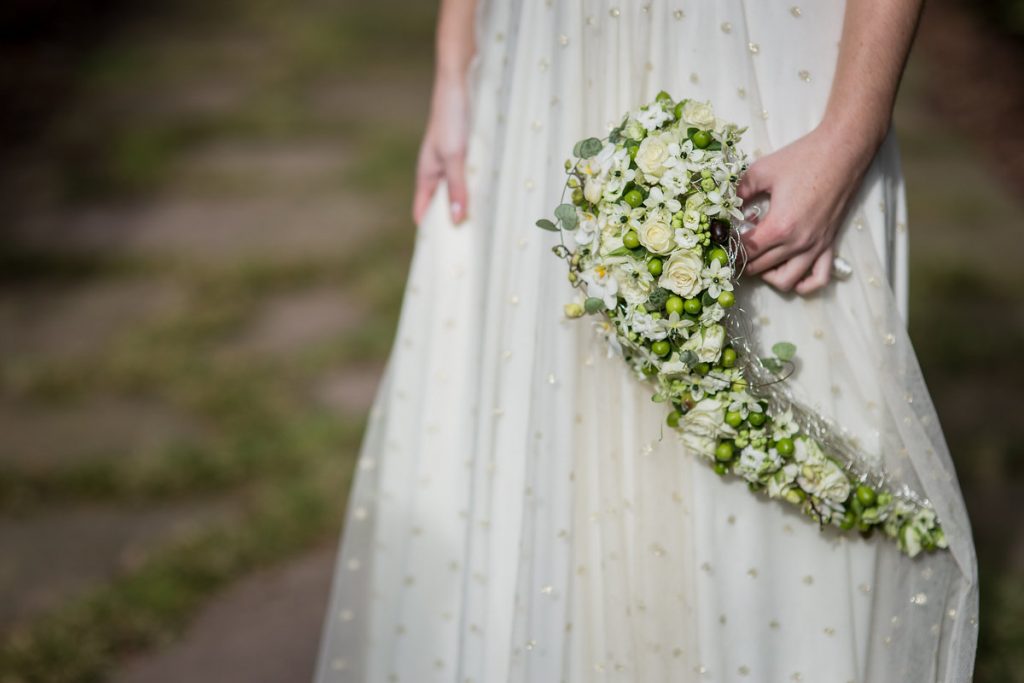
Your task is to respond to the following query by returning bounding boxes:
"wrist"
[814,111,890,173]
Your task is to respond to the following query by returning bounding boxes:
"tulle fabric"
[312,1,979,681]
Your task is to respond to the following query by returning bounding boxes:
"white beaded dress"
[312,2,979,682]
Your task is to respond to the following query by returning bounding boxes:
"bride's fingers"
[443,150,469,224]
[737,160,769,201]
[743,241,794,275]
[760,249,817,292]
[412,151,442,225]
[793,246,834,295]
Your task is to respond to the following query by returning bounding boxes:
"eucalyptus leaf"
[761,356,784,374]
[680,350,698,367]
[578,137,603,159]
[584,296,606,314]
[572,140,584,157]
[772,341,797,361]
[554,203,578,230]
[535,218,559,232]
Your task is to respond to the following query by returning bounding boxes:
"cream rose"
[637,217,675,254]
[684,323,725,363]
[680,100,716,130]
[658,249,704,298]
[635,134,671,178]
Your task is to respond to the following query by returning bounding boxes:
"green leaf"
[554,203,578,230]
[761,356,784,374]
[584,296,606,314]
[680,350,698,367]
[771,341,797,361]
[535,218,559,232]
[706,140,722,151]
[578,137,603,158]
[701,291,717,307]
[604,246,632,257]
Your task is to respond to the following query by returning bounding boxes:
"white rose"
[637,218,675,254]
[635,134,671,178]
[658,249,704,299]
[685,323,725,363]
[680,100,716,130]
[679,431,717,460]
[796,456,851,505]
[624,117,646,140]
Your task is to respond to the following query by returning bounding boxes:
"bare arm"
[412,0,478,226]
[738,0,924,294]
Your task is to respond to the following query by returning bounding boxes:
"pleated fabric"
[312,2,979,681]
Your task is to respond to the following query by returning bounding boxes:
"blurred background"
[0,0,1020,681]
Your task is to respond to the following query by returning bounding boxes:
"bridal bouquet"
[536,92,946,557]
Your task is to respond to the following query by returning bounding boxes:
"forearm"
[819,0,924,163]
[434,0,478,84]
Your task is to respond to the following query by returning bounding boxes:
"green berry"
[775,437,795,457]
[624,189,644,208]
[695,362,710,375]
[666,410,681,428]
[715,441,735,462]
[623,230,641,249]
[713,462,729,475]
[718,290,736,308]
[748,411,766,427]
[651,340,671,357]
[721,347,737,368]
[839,509,857,531]
[665,295,684,315]
[648,258,663,276]
[683,298,702,315]
[708,247,729,265]
[725,410,743,428]
[571,188,584,205]
[692,130,712,148]
[855,484,877,507]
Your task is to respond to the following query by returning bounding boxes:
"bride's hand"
[736,123,878,295]
[412,74,471,226]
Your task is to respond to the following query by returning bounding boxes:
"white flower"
[771,409,799,442]
[701,259,734,299]
[793,438,851,505]
[627,308,669,341]
[767,463,800,499]
[682,208,702,231]
[570,210,600,249]
[727,390,762,420]
[658,249,704,298]
[643,187,682,214]
[584,178,604,204]
[705,181,745,221]
[612,262,654,305]
[636,102,673,131]
[699,302,726,326]
[623,117,646,140]
[635,134,673,178]
[679,397,736,460]
[659,165,690,196]
[674,228,699,249]
[735,445,783,483]
[581,263,619,309]
[637,217,675,254]
[679,99,717,130]
[683,323,726,363]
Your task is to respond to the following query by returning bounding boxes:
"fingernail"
[450,201,463,222]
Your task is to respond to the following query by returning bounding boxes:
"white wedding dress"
[313,2,979,681]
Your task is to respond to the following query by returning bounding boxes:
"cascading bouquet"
[536,91,947,557]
